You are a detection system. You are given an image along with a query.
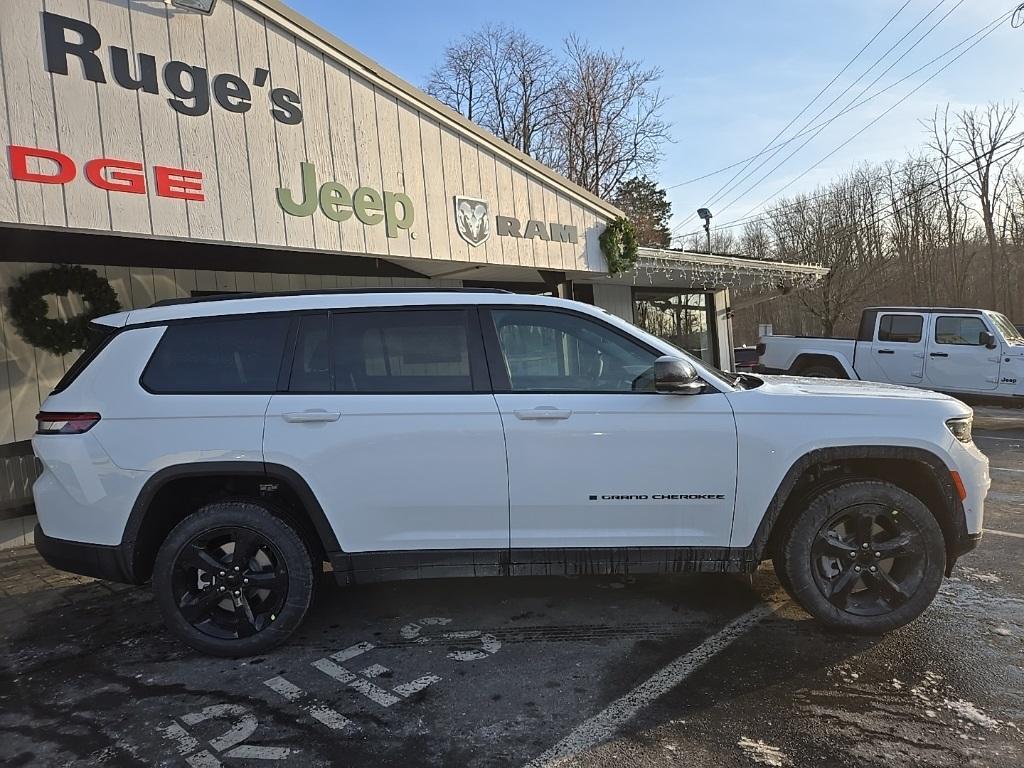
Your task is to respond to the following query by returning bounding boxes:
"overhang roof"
[244,0,623,221]
[602,247,830,292]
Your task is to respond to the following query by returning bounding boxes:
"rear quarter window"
[142,315,290,393]
[50,322,117,394]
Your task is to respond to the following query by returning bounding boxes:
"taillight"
[755,342,766,357]
[35,412,101,435]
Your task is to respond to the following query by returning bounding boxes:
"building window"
[632,290,717,365]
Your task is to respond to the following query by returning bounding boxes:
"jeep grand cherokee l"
[32,290,988,656]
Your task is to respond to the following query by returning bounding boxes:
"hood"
[751,374,958,402]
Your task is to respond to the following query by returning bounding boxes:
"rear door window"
[288,314,331,392]
[142,315,290,393]
[877,314,923,343]
[331,310,478,393]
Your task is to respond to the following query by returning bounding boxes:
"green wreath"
[599,217,639,275]
[7,265,121,355]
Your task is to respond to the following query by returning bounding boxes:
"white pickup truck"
[757,306,1024,402]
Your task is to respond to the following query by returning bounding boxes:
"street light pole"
[697,208,713,255]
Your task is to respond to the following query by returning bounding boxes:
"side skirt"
[328,547,760,586]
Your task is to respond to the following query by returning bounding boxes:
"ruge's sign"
[1,4,600,269]
[42,12,303,124]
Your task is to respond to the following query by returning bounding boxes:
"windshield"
[987,312,1024,346]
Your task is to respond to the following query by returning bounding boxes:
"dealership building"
[0,0,826,546]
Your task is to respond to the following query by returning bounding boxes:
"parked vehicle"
[733,346,759,372]
[757,306,1024,402]
[33,291,988,655]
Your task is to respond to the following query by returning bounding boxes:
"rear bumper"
[34,524,134,583]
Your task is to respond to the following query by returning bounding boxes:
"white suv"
[32,290,989,655]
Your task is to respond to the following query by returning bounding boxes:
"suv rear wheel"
[153,501,316,656]
[774,480,945,633]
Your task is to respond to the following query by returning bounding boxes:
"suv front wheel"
[153,501,316,656]
[774,480,946,633]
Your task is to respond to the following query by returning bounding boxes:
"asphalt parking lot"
[2,408,1022,767]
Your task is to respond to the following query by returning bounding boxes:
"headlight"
[946,416,973,443]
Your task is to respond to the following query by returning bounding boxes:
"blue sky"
[286,0,1022,240]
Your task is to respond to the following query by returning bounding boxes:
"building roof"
[638,248,830,277]
[245,0,622,221]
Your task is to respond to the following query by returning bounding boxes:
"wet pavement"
[1,408,1022,767]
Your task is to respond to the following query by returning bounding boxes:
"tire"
[773,480,945,634]
[153,501,316,656]
[798,363,843,378]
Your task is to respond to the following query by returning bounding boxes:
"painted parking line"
[523,599,785,768]
[974,435,1024,443]
[991,466,1024,473]
[263,676,353,730]
[985,528,1024,540]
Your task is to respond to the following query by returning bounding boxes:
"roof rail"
[149,287,513,308]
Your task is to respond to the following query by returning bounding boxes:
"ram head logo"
[454,196,490,247]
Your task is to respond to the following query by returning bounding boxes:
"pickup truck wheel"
[775,480,945,634]
[798,363,843,378]
[153,501,316,657]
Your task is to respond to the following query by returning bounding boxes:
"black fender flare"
[120,461,341,581]
[747,445,967,563]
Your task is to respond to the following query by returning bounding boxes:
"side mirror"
[654,356,704,394]
[979,331,997,349]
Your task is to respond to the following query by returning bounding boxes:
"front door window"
[633,291,716,365]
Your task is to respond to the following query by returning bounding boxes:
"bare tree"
[954,103,1022,308]
[546,36,670,197]
[925,106,974,304]
[425,34,488,123]
[425,26,558,157]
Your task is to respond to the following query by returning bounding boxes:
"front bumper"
[34,524,133,583]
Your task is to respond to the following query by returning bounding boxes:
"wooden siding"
[0,0,610,271]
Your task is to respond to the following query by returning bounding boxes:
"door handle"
[877,349,895,355]
[513,407,572,421]
[929,352,949,358]
[282,410,341,423]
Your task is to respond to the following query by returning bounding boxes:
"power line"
[667,0,911,217]
[671,0,950,235]
[671,4,1013,244]
[791,139,1024,260]
[677,0,970,239]
[674,137,1024,269]
[717,5,1009,233]
[664,7,1012,192]
[663,5,999,193]
[671,129,1024,244]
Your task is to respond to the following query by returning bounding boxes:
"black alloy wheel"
[171,526,289,640]
[774,480,946,633]
[810,503,926,617]
[154,501,316,656]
